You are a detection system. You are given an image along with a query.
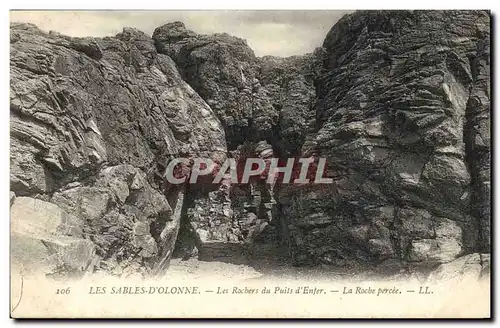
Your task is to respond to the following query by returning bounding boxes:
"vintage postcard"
[9,10,491,318]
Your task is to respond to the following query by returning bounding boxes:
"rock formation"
[10,10,490,280]
[10,23,226,277]
[281,10,491,269]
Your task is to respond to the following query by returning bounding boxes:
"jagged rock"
[10,191,16,206]
[49,164,175,266]
[427,253,490,282]
[153,22,316,154]
[282,10,490,266]
[153,22,275,147]
[10,11,490,278]
[10,23,226,277]
[464,33,491,252]
[152,22,318,261]
[174,142,279,260]
[259,54,319,155]
[152,21,197,44]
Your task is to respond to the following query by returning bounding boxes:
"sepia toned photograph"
[9,9,491,319]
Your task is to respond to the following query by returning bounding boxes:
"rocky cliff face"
[281,10,491,268]
[152,22,318,262]
[10,10,490,279]
[10,23,226,277]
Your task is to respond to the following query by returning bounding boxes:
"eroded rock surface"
[11,197,97,278]
[153,22,317,259]
[427,253,490,282]
[10,23,226,278]
[10,10,491,280]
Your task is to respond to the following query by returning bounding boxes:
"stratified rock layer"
[153,22,317,258]
[281,10,490,267]
[10,23,226,277]
[10,10,491,279]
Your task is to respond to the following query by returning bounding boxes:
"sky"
[10,10,352,57]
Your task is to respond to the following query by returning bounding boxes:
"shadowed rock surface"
[10,10,490,281]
